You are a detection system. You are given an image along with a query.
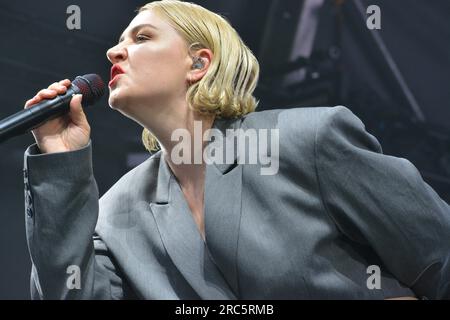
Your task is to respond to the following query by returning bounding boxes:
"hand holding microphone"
[24,79,90,154]
[0,74,105,154]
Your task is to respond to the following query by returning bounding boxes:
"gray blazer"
[23,106,450,299]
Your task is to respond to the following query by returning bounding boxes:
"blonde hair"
[139,0,260,152]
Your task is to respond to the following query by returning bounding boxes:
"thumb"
[69,94,87,126]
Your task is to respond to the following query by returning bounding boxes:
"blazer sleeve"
[314,106,450,299]
[24,142,124,299]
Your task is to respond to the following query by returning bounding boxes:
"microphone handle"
[0,86,80,143]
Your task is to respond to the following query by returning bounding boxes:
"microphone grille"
[72,74,105,105]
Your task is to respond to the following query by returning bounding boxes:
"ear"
[187,48,213,84]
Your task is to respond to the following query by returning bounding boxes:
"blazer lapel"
[203,117,244,297]
[149,155,236,299]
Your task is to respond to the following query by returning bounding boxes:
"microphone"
[0,74,105,143]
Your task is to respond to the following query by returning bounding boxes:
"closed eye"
[136,34,151,42]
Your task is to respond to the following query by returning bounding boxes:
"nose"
[107,43,128,64]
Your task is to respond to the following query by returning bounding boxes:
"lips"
[109,64,125,86]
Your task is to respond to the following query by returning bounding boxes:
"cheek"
[132,46,187,85]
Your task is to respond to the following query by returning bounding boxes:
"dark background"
[0,0,449,299]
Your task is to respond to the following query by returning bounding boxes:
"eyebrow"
[118,23,158,43]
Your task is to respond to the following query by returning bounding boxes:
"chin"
[108,100,119,110]
[108,89,125,110]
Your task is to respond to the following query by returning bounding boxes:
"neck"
[139,99,216,191]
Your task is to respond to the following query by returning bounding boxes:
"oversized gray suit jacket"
[23,106,450,299]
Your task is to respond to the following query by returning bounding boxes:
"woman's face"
[106,10,192,119]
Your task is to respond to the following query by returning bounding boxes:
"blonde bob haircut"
[139,0,260,152]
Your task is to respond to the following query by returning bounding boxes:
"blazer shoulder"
[242,105,354,128]
[241,105,357,143]
[276,105,358,127]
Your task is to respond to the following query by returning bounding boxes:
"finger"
[24,95,42,108]
[59,79,71,87]
[47,82,59,89]
[69,94,87,126]
[48,82,68,94]
[36,88,58,99]
[24,79,71,109]
[24,97,36,108]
